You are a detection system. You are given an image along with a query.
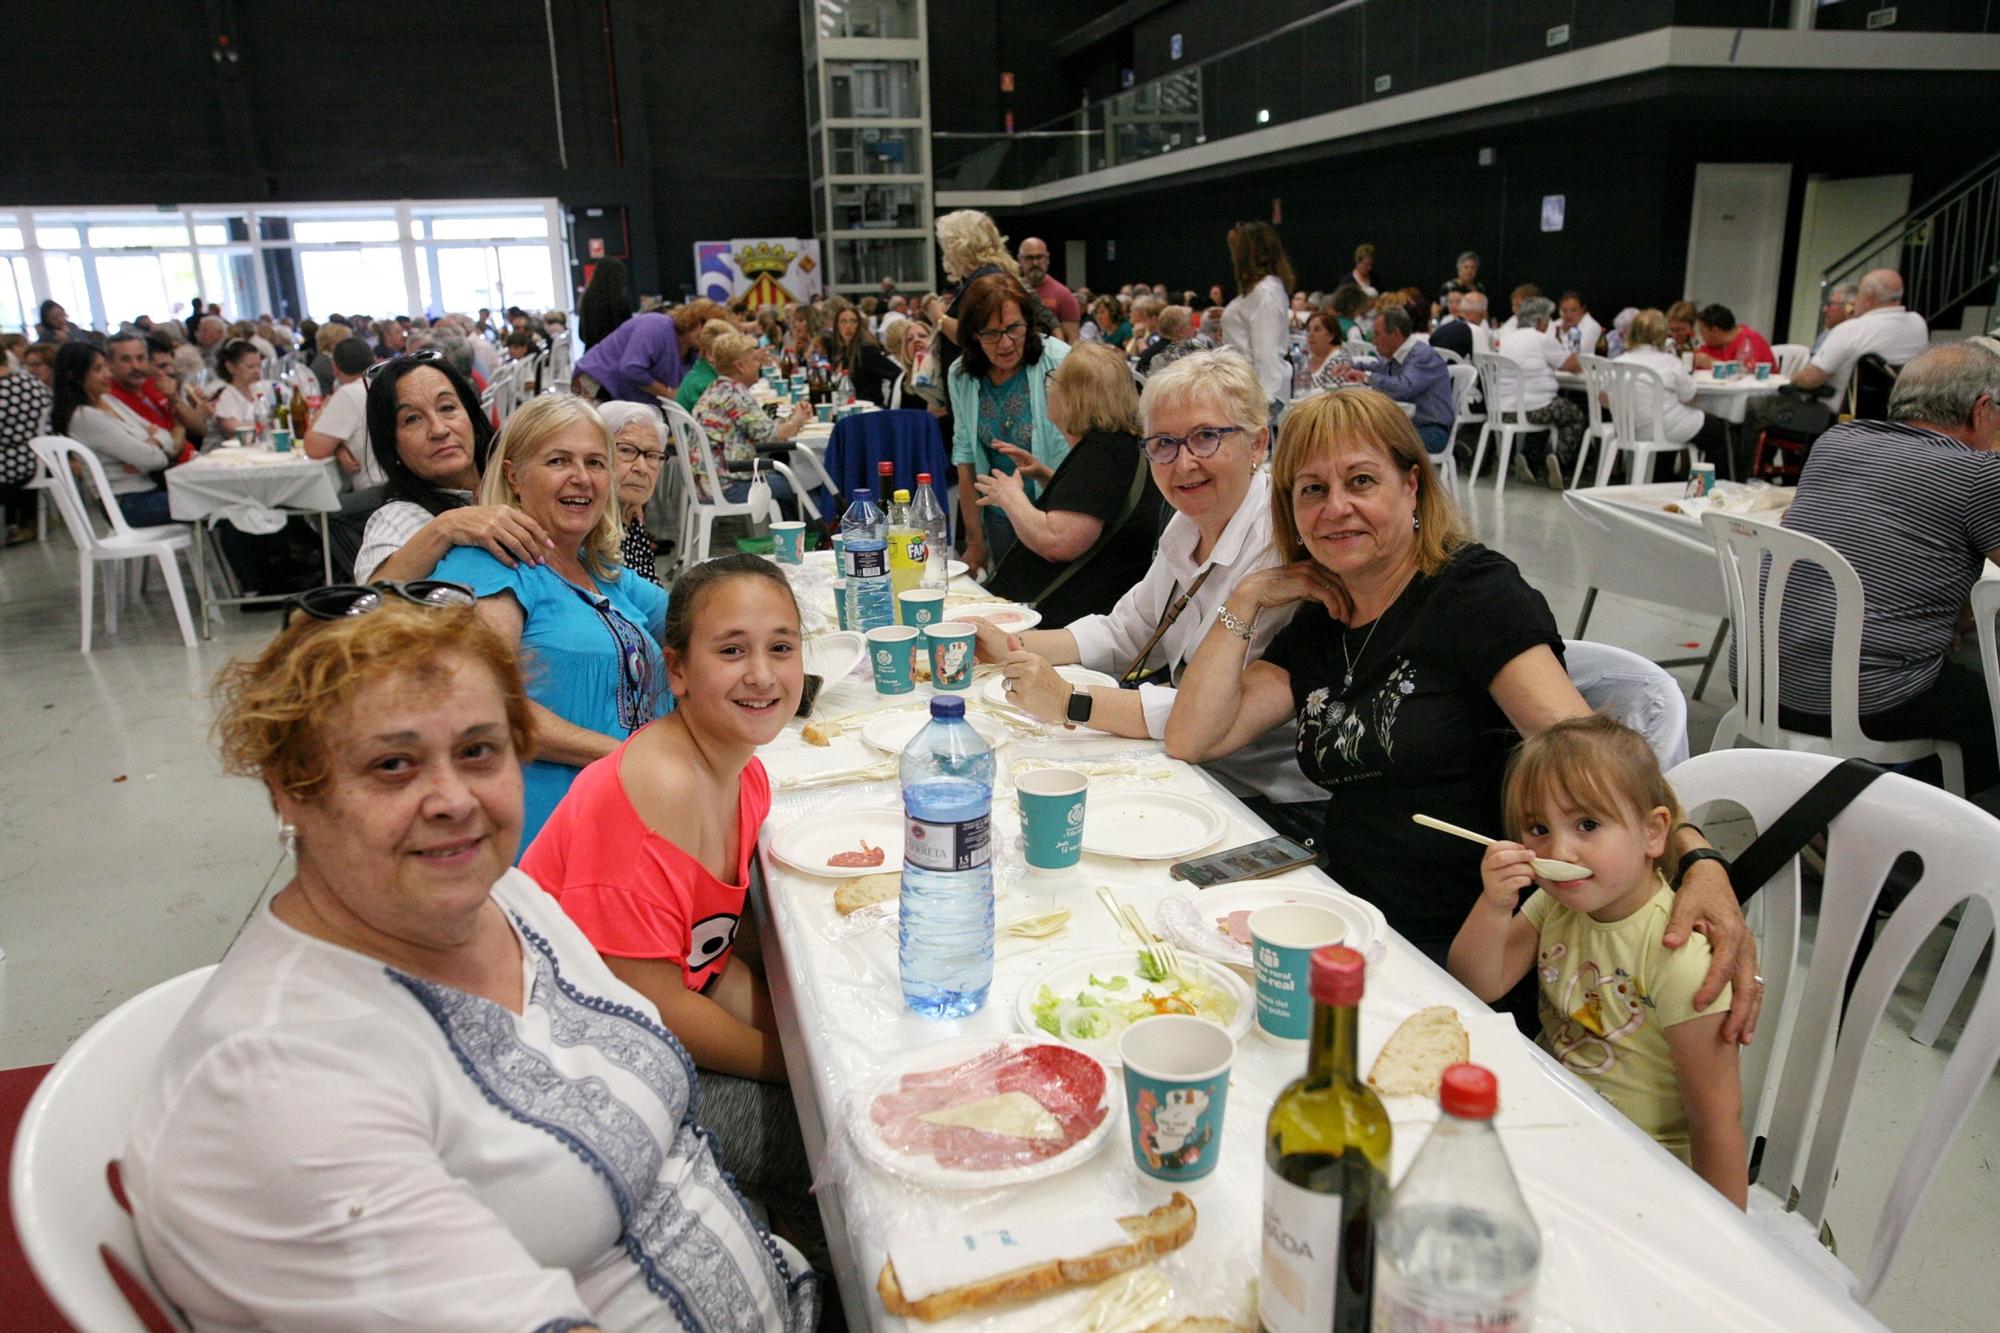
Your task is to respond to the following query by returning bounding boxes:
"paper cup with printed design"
[1119,1015,1234,1183]
[1016,768,1087,875]
[270,428,293,453]
[772,520,807,564]
[831,580,849,631]
[898,588,945,629]
[923,623,977,692]
[1250,904,1347,1042]
[866,625,918,694]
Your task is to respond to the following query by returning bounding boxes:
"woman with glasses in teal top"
[433,393,671,850]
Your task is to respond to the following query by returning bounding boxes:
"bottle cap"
[929,696,966,719]
[917,473,933,484]
[852,488,873,502]
[893,489,911,503]
[1439,1063,1499,1119]
[1308,945,1365,1006]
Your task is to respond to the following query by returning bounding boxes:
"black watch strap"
[1065,687,1094,724]
[1671,847,1730,890]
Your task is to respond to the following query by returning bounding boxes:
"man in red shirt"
[1692,303,1776,369]
[105,331,198,463]
[1017,236,1081,343]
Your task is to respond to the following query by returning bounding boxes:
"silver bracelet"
[1216,604,1256,641]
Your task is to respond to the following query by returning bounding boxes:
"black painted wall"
[0,0,813,300]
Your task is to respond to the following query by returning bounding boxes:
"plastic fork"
[1096,886,1183,979]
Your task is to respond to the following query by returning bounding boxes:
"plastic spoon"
[1410,813,1593,882]
[1003,909,1071,938]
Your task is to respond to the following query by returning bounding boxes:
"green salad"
[1030,952,1238,1043]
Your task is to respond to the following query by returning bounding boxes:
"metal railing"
[1819,148,2000,333]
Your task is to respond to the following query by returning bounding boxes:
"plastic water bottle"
[1373,1064,1540,1332]
[839,488,894,631]
[910,474,949,589]
[899,696,995,1018]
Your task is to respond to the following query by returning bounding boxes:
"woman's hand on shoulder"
[1229,559,1352,622]
[1480,842,1538,909]
[437,505,555,568]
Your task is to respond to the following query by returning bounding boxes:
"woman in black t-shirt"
[978,342,1159,628]
[1166,391,1757,1034]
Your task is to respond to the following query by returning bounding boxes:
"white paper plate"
[945,559,969,579]
[1157,881,1386,968]
[1083,790,1227,860]
[802,630,867,683]
[980,664,1115,707]
[849,1038,1115,1189]
[946,601,1041,632]
[803,549,839,571]
[766,807,904,879]
[860,708,1009,755]
[1013,949,1254,1067]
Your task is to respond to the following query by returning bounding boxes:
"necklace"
[1339,565,1419,690]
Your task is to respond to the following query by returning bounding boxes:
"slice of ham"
[828,839,885,868]
[871,1044,1107,1171]
[1219,909,1256,944]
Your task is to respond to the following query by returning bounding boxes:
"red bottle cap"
[878,461,895,474]
[1439,1063,1499,1119]
[917,473,933,484]
[1309,945,1365,1006]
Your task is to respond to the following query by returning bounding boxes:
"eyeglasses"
[363,348,445,383]
[615,441,667,467]
[975,321,1029,347]
[1140,424,1243,465]
[285,580,475,621]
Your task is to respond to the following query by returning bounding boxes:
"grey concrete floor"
[1,479,1992,1330]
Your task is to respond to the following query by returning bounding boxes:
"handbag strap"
[1724,757,1889,906]
[1016,455,1152,612]
[1116,565,1216,685]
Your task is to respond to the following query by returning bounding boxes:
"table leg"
[317,513,334,586]
[1693,618,1729,701]
[191,521,215,640]
[1573,586,1598,640]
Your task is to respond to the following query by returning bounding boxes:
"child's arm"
[1448,842,1542,1002]
[1665,1013,1748,1209]
[602,955,788,1084]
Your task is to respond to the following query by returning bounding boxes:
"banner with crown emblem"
[692,238,821,309]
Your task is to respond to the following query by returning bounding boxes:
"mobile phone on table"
[1169,835,1317,888]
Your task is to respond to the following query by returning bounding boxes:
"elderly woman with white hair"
[970,346,1322,821]
[1493,294,1583,488]
[598,400,671,582]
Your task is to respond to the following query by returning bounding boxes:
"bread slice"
[1139,1320,1250,1332]
[834,872,899,916]
[1367,1005,1470,1098]
[877,1192,1197,1322]
[801,720,837,746]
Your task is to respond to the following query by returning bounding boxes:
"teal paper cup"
[898,588,945,629]
[923,623,976,691]
[1016,768,1086,875]
[816,403,834,423]
[1119,1015,1234,1183]
[772,520,806,564]
[831,580,849,631]
[234,427,253,448]
[1250,904,1347,1042]
[271,428,293,453]
[866,625,918,694]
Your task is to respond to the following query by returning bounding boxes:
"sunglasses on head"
[363,348,445,383]
[285,580,475,621]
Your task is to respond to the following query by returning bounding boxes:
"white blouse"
[125,869,817,1333]
[1617,347,1705,443]
[212,382,259,431]
[1222,274,1293,406]
[67,399,174,494]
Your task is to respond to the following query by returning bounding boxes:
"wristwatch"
[1065,687,1094,725]
[1671,847,1730,890]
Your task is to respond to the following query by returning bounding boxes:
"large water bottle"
[899,696,996,1018]
[1373,1064,1541,1332]
[839,488,894,631]
[910,473,950,589]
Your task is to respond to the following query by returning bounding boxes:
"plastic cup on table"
[1118,1015,1235,1183]
[898,588,945,629]
[830,533,846,567]
[923,623,977,691]
[1016,768,1087,876]
[831,579,849,631]
[1755,363,1771,382]
[816,403,834,424]
[772,520,806,564]
[866,625,919,694]
[1249,904,1348,1043]
[234,427,253,448]
[271,428,292,453]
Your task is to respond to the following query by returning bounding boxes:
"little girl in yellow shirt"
[1449,714,1747,1208]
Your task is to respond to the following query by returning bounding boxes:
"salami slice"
[870,1044,1108,1171]
[827,839,886,868]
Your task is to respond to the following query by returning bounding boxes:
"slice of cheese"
[917,1090,1064,1141]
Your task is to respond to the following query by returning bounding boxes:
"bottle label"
[905,812,991,873]
[1372,1267,1534,1333]
[1260,1169,1343,1333]
[843,545,888,580]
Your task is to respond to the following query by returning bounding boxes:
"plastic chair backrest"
[1850,352,1899,419]
[1974,579,2000,766]
[1576,353,1613,439]
[11,965,216,1333]
[1700,509,1871,752]
[1435,346,1465,365]
[662,399,729,504]
[1771,342,1811,378]
[1599,357,1674,450]
[1446,362,1478,419]
[1563,638,1691,769]
[30,435,136,549]
[1667,749,2000,1299]
[1472,352,1528,418]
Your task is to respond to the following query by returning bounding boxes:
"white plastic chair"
[1772,342,1811,378]
[1564,638,1691,769]
[1701,509,1964,793]
[661,401,816,563]
[1467,352,1552,493]
[1908,575,2000,1046]
[1429,361,1477,503]
[11,965,215,1333]
[1668,749,2000,1301]
[29,437,198,652]
[1435,345,1465,365]
[1571,354,1619,488]
[1592,358,1703,488]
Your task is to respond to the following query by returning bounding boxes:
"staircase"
[1819,149,2000,340]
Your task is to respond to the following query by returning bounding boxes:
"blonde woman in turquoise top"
[436,394,670,849]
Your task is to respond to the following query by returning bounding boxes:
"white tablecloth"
[165,450,341,533]
[753,631,1885,1331]
[1553,369,1790,425]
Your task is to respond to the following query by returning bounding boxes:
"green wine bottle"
[1259,945,1391,1333]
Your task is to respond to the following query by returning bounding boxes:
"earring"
[278,821,297,856]
[1412,513,1422,532]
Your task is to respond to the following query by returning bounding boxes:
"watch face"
[1066,690,1092,724]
